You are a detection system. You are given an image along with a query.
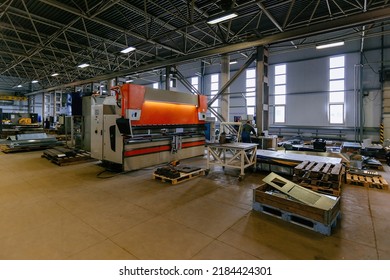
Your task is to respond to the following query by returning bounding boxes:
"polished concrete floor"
[0,150,389,260]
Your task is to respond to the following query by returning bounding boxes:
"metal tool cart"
[206,142,258,180]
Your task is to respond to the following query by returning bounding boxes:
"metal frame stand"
[207,143,257,180]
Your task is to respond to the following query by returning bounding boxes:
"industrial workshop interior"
[1,0,390,262]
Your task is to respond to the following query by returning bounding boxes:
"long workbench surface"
[257,149,342,165]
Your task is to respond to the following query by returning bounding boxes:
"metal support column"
[221,54,230,121]
[42,92,45,125]
[380,24,385,144]
[0,108,3,134]
[359,53,364,142]
[54,91,58,121]
[28,96,31,113]
[108,78,116,95]
[208,54,256,111]
[200,61,206,96]
[165,66,171,90]
[255,46,269,133]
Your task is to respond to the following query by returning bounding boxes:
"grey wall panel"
[286,57,329,94]
[285,93,329,126]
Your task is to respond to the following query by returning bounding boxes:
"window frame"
[328,55,345,124]
[209,74,219,118]
[245,69,256,116]
[274,64,286,124]
[190,76,199,93]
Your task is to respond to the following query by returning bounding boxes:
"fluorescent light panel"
[78,63,90,68]
[316,41,344,49]
[31,80,39,83]
[17,85,22,88]
[229,60,237,65]
[125,79,134,83]
[51,73,59,77]
[121,46,136,53]
[207,12,238,24]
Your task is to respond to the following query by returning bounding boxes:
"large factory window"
[274,64,286,123]
[191,76,199,93]
[210,74,219,117]
[329,55,345,124]
[246,69,256,116]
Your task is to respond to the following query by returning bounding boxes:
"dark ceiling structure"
[1,0,390,93]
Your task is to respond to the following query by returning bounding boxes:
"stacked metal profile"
[2,133,60,153]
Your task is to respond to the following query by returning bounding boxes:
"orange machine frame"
[119,83,207,126]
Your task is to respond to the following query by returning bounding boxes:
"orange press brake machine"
[90,84,207,171]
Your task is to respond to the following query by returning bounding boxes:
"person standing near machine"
[241,120,256,143]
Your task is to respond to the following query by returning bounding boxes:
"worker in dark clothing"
[44,117,50,129]
[241,121,256,143]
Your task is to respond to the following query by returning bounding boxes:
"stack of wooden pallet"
[293,161,343,196]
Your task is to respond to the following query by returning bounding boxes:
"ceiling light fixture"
[125,79,134,83]
[78,63,90,68]
[17,85,22,88]
[229,60,237,65]
[121,46,136,54]
[31,80,39,83]
[316,41,344,49]
[51,73,59,77]
[207,12,238,24]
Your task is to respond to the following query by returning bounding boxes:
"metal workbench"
[206,142,258,180]
[257,150,342,165]
[257,149,342,176]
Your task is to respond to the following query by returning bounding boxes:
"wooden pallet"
[253,201,341,236]
[293,161,343,195]
[0,144,9,152]
[42,148,95,166]
[294,161,343,181]
[153,168,206,185]
[346,173,388,190]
